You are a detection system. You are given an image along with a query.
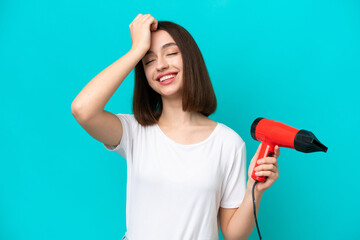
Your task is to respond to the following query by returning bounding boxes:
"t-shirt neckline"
[155,122,221,148]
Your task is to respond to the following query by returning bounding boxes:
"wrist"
[130,45,148,57]
[247,179,265,196]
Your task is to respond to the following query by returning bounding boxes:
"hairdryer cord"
[252,181,262,240]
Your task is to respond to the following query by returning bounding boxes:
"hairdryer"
[250,117,328,182]
[250,117,328,240]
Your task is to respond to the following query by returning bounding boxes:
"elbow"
[71,101,87,122]
[223,228,251,240]
[230,233,251,240]
[224,235,248,240]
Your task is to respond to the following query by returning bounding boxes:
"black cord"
[252,180,262,240]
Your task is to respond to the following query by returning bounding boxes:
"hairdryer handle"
[251,143,275,182]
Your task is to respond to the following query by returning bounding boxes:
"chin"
[159,89,182,98]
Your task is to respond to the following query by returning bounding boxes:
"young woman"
[71,14,280,240]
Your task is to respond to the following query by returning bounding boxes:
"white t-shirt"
[103,114,247,240]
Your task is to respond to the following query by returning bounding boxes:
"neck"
[158,96,203,127]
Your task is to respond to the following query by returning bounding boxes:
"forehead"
[149,30,177,51]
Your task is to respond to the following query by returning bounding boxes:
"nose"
[156,55,169,71]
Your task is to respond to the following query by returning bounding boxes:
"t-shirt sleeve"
[220,142,247,208]
[103,113,133,159]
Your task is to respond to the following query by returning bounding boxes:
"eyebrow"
[144,42,178,57]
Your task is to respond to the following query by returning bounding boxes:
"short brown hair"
[133,21,217,126]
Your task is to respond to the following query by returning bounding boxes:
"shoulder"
[115,113,135,120]
[114,113,141,129]
[114,113,137,122]
[217,123,245,149]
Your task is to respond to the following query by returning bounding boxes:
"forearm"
[226,181,264,240]
[71,47,145,121]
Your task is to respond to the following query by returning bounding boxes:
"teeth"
[159,74,176,82]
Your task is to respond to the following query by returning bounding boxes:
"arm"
[71,14,158,121]
[220,144,280,240]
[71,47,144,121]
[70,48,145,147]
[71,14,158,147]
[220,182,263,240]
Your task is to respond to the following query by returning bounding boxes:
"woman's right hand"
[129,14,158,54]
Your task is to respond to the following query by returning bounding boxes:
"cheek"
[176,57,184,70]
[143,68,152,82]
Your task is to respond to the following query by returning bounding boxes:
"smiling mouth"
[157,73,177,82]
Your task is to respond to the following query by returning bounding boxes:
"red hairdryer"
[251,117,328,182]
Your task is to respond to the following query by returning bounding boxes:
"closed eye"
[145,60,154,65]
[144,52,179,65]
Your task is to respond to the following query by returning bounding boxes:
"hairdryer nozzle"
[294,130,328,153]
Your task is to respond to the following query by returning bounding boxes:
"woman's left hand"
[247,143,280,193]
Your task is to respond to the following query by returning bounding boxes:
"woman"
[71,14,280,240]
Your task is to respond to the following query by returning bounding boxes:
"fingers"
[257,156,277,165]
[137,14,157,28]
[133,13,143,21]
[143,15,158,31]
[254,170,279,178]
[274,145,280,158]
[130,14,157,30]
[130,13,144,27]
[129,14,158,52]
[252,146,281,190]
[132,13,151,23]
[253,142,262,159]
[150,19,158,31]
[139,14,152,23]
[254,163,278,173]
[255,155,279,178]
[254,163,279,178]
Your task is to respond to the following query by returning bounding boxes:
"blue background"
[1,0,359,239]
